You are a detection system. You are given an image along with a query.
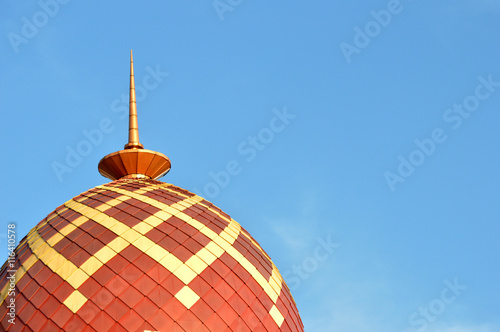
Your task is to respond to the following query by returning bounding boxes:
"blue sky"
[1,1,500,331]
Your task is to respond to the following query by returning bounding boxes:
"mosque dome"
[0,52,304,331]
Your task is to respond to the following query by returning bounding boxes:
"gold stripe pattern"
[1,180,287,327]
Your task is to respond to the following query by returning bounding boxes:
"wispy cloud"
[309,314,499,332]
[404,323,500,332]
[431,324,499,332]
[272,222,311,251]
[440,0,500,15]
[269,189,327,253]
[468,0,500,12]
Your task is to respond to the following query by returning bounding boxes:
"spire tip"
[125,49,143,149]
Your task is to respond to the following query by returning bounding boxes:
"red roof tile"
[0,179,303,331]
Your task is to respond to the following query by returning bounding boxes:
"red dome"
[0,178,303,331]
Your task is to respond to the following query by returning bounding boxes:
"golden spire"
[98,51,171,181]
[125,50,143,149]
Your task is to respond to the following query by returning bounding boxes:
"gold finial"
[98,51,171,181]
[125,49,144,149]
